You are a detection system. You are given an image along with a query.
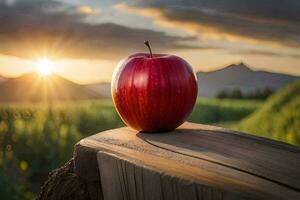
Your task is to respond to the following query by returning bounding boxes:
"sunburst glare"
[36,58,53,76]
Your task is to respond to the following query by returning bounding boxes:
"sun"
[36,58,53,76]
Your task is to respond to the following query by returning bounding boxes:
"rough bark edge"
[36,158,90,200]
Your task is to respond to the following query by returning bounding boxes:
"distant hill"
[85,63,298,98]
[238,80,300,146]
[197,63,299,97]
[0,74,6,83]
[0,73,102,102]
[85,82,111,99]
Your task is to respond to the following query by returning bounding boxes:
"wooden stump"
[74,122,300,200]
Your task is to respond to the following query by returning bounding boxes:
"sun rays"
[21,57,73,104]
[36,58,53,76]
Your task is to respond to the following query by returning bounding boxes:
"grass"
[238,80,300,145]
[189,98,262,124]
[0,98,263,199]
[1,81,299,199]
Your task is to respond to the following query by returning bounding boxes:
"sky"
[0,0,299,83]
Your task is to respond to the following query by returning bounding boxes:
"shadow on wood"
[39,122,300,200]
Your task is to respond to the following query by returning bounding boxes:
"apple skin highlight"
[111,49,197,132]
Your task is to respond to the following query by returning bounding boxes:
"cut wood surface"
[75,122,300,200]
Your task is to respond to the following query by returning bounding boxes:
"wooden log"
[75,122,300,200]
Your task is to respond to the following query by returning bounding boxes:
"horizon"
[0,0,300,84]
[1,61,299,85]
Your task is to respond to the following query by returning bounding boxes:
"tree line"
[216,87,274,100]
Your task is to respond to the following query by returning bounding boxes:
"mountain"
[85,63,298,98]
[238,79,300,146]
[0,73,102,102]
[85,82,111,99]
[197,63,299,97]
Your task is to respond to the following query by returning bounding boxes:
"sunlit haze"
[36,59,53,76]
[0,0,299,83]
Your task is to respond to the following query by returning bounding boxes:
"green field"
[238,80,300,146]
[0,98,263,199]
[189,98,262,124]
[0,88,299,199]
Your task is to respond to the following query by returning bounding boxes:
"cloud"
[114,1,300,48]
[77,6,101,15]
[2,0,14,6]
[0,0,200,60]
[231,49,300,59]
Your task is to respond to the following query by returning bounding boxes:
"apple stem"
[144,41,153,58]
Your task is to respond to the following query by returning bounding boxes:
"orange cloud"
[113,3,162,18]
[113,4,248,41]
[113,3,295,49]
[78,6,101,15]
[0,0,199,60]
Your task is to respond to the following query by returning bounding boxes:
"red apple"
[111,41,197,132]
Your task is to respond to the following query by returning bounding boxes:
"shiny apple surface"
[111,54,197,132]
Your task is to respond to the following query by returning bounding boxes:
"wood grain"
[76,122,300,200]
